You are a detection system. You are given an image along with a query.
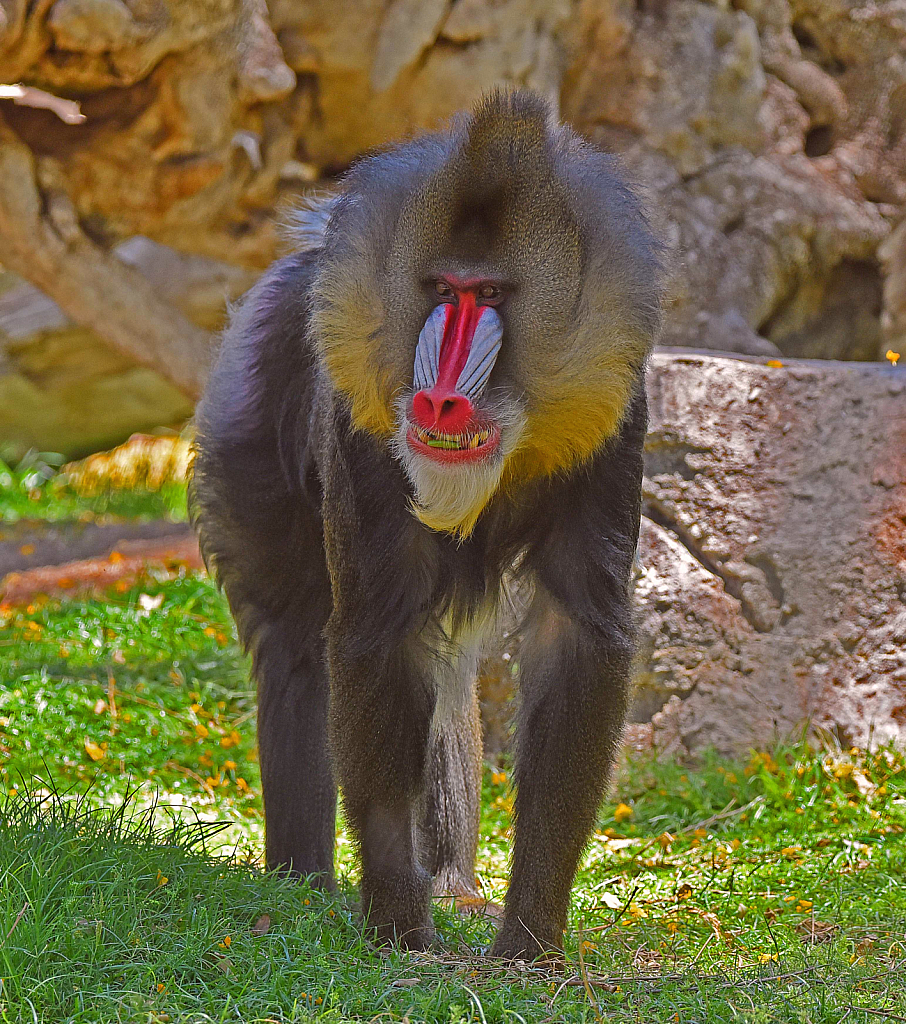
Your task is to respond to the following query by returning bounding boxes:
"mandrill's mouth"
[406,421,501,463]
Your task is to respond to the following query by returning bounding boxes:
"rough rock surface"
[2,0,906,450]
[0,238,254,458]
[562,0,902,361]
[633,350,906,755]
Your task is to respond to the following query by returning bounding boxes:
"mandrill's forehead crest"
[386,94,583,307]
[305,89,662,535]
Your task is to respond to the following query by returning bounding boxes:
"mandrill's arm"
[491,384,648,960]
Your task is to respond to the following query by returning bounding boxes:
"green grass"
[0,478,905,1021]
[0,451,186,524]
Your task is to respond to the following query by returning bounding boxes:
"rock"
[369,0,450,93]
[237,0,297,103]
[562,0,898,362]
[47,0,138,54]
[881,219,906,357]
[0,238,255,458]
[269,0,570,167]
[632,351,906,755]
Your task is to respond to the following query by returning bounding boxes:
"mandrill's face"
[391,270,528,538]
[312,113,659,540]
[406,278,505,464]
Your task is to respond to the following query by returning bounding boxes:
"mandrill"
[191,90,662,959]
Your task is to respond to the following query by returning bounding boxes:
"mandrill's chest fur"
[314,393,548,631]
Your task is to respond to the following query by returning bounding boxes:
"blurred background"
[0,0,903,459]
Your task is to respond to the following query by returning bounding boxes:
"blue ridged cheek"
[413,304,446,391]
[411,304,503,401]
[455,307,503,401]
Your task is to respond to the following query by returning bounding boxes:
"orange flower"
[613,802,634,823]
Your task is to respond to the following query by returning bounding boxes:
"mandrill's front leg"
[319,418,446,949]
[491,585,635,960]
[326,615,438,949]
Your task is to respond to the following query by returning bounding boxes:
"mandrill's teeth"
[410,421,494,451]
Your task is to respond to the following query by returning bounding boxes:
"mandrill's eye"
[434,280,455,301]
[477,283,502,304]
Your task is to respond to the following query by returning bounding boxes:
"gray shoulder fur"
[284,192,339,251]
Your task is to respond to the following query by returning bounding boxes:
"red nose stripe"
[411,295,485,433]
[434,293,482,393]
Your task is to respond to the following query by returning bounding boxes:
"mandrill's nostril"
[412,389,474,433]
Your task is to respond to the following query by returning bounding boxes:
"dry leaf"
[251,914,271,936]
[795,919,838,944]
[391,978,420,988]
[447,895,504,920]
[601,892,623,910]
[84,738,106,761]
[139,593,164,611]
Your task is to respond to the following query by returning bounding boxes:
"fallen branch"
[0,124,213,399]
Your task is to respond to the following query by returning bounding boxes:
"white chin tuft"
[390,398,525,536]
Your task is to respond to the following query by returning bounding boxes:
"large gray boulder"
[634,350,905,754]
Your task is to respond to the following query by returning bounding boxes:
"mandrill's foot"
[361,868,435,951]
[490,917,564,962]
